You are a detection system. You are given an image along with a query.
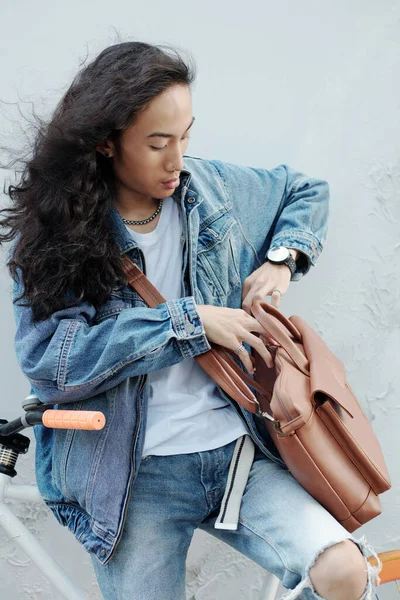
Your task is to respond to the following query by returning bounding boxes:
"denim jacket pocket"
[52,389,117,511]
[52,399,85,503]
[197,212,241,302]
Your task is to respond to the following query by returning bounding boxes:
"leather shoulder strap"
[121,255,267,413]
[121,255,165,307]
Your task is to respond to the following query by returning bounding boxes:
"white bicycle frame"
[0,468,281,600]
[0,471,87,600]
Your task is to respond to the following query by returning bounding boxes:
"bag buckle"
[254,399,291,437]
[258,408,293,438]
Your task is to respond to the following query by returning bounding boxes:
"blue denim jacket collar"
[110,169,193,254]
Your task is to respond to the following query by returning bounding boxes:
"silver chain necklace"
[121,199,163,226]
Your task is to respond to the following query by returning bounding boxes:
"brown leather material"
[251,303,309,375]
[121,257,391,531]
[195,348,259,412]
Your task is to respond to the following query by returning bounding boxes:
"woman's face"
[100,84,194,203]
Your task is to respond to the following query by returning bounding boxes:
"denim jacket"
[12,156,329,564]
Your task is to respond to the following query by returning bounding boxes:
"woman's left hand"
[241,262,291,314]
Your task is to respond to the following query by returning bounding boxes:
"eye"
[150,145,166,151]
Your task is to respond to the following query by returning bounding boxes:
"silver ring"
[272,288,282,295]
[235,344,246,354]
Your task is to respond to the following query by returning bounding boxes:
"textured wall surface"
[0,1,399,598]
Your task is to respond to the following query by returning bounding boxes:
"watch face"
[268,246,290,262]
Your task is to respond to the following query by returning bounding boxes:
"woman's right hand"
[196,305,273,374]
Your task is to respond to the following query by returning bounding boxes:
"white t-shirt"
[127,197,248,456]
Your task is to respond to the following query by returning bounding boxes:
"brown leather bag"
[122,256,391,532]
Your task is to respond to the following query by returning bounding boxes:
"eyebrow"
[146,116,195,139]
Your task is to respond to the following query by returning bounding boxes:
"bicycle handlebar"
[42,410,105,430]
[0,410,106,436]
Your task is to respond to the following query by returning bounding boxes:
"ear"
[96,140,115,158]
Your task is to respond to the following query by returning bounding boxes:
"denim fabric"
[12,156,330,563]
[90,442,369,600]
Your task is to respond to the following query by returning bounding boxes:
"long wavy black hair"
[0,42,195,321]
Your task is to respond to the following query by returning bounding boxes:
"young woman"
[1,42,377,599]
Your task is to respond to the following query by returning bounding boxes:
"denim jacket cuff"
[166,297,211,359]
[267,231,324,282]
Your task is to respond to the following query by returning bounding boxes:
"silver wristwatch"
[267,246,297,278]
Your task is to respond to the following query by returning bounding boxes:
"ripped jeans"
[91,439,379,600]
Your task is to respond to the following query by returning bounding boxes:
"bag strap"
[122,255,165,306]
[121,255,266,412]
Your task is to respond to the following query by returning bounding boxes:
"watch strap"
[285,253,297,277]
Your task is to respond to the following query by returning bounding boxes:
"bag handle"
[253,302,302,340]
[251,303,309,375]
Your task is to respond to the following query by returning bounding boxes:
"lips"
[162,176,179,184]
[161,176,180,189]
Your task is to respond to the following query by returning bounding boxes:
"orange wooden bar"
[368,550,400,585]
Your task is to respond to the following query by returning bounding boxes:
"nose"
[165,146,184,174]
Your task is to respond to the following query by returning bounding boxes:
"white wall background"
[0,1,399,598]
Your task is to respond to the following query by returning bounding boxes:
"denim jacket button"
[187,197,196,204]
[184,321,195,334]
[100,549,106,557]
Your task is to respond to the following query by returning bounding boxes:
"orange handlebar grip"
[42,410,106,430]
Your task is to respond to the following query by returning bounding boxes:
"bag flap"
[290,316,354,418]
[288,315,391,493]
